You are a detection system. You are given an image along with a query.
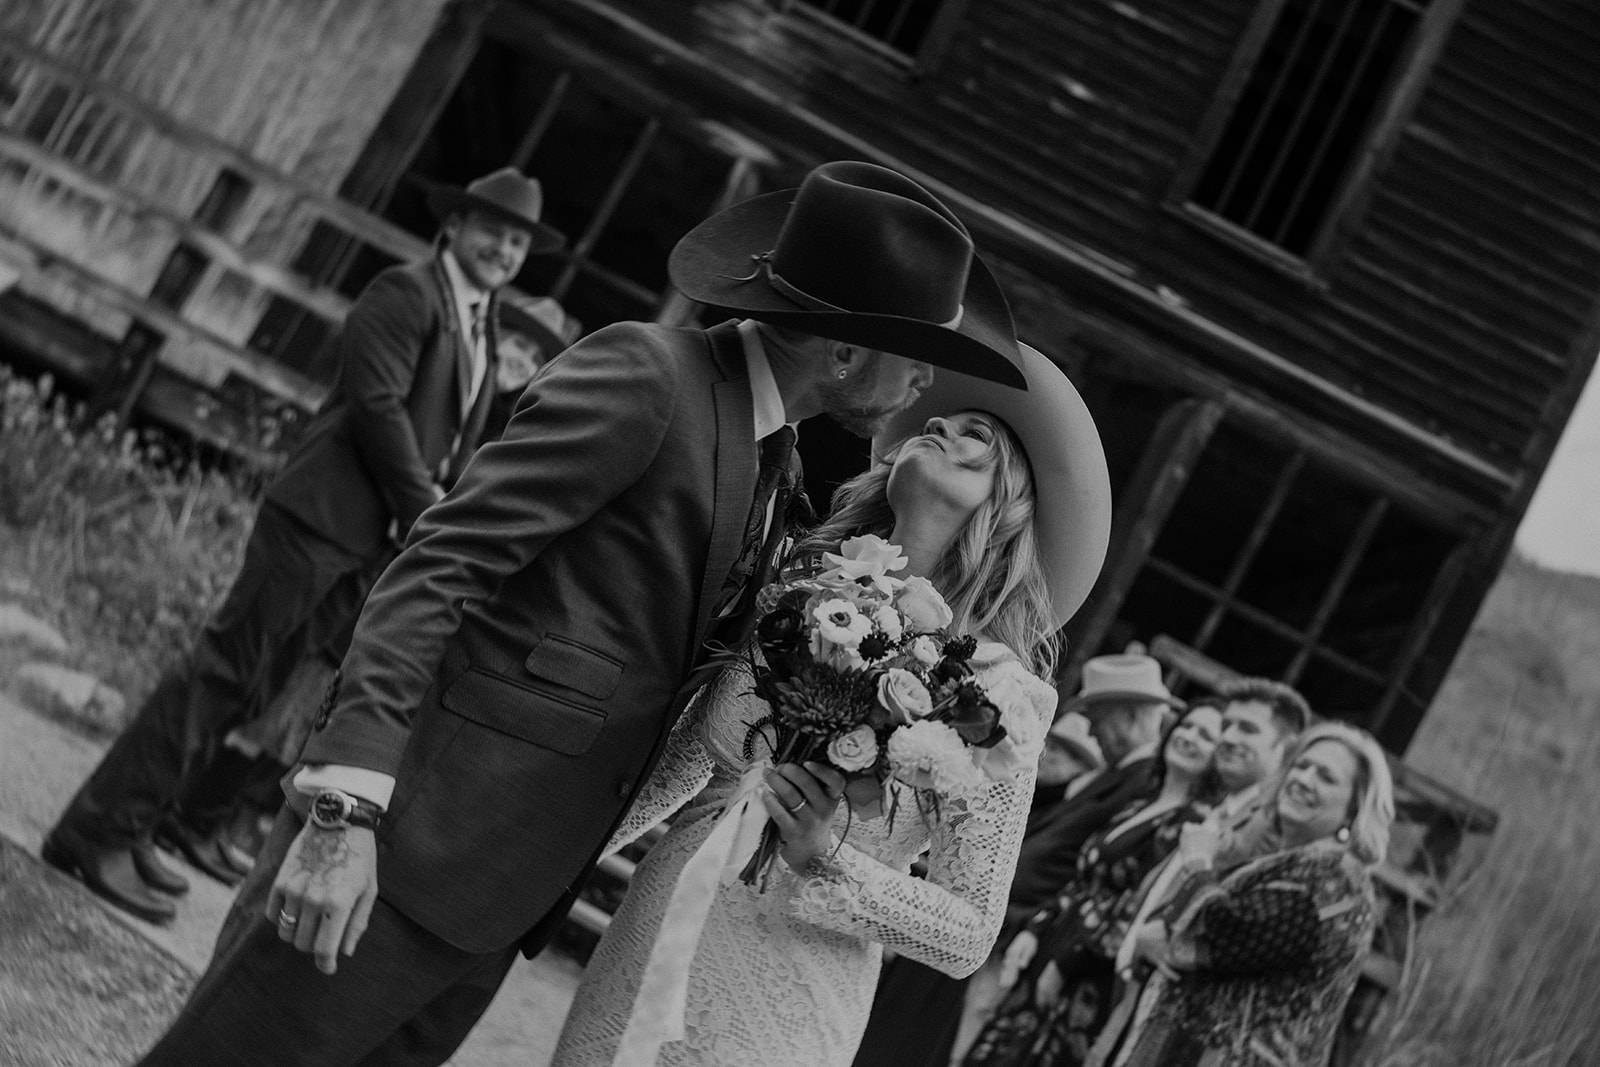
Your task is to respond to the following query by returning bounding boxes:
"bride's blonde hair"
[790,414,1058,678]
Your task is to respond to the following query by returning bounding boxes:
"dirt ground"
[0,692,580,1067]
[0,836,192,1067]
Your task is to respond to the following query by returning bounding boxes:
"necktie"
[716,426,797,617]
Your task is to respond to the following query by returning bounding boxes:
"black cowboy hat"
[668,161,1024,388]
[426,168,566,254]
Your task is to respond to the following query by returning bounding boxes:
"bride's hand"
[763,760,846,871]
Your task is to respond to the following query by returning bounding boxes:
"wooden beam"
[0,37,431,265]
[1058,397,1225,687]
[0,223,323,408]
[0,128,352,323]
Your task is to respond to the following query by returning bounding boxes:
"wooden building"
[3,0,1598,762]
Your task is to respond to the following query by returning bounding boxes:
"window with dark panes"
[1187,0,1437,257]
[1114,418,1463,735]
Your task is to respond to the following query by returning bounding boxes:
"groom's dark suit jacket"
[301,320,771,954]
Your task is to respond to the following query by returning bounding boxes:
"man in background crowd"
[43,168,564,924]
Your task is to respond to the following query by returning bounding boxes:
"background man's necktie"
[715,425,797,618]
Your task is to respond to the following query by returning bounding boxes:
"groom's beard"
[816,375,919,438]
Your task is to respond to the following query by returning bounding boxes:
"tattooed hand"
[266,822,379,975]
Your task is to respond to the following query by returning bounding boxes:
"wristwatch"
[308,788,383,832]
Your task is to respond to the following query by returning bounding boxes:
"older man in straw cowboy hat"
[133,160,1029,1067]
[855,655,1180,1066]
[43,167,564,923]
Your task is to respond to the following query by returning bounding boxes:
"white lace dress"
[550,643,1057,1067]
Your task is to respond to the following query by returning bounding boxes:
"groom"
[134,160,1026,1066]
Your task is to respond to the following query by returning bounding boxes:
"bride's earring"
[1335,825,1352,844]
[837,368,848,380]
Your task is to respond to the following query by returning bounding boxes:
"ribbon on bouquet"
[612,761,774,1067]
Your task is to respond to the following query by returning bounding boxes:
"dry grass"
[0,368,259,723]
[1367,556,1600,1066]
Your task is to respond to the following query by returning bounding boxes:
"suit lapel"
[429,256,474,416]
[688,323,758,662]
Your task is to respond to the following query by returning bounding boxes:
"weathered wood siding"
[0,0,449,381]
[546,0,1600,502]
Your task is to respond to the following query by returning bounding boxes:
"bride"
[551,344,1111,1067]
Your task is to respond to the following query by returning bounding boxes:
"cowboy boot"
[154,815,245,887]
[41,824,178,925]
[131,838,189,897]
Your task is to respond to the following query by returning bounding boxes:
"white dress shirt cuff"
[291,765,396,811]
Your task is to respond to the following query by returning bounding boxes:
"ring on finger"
[784,798,806,815]
[278,908,299,927]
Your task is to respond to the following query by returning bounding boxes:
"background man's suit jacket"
[1003,755,1161,933]
[301,320,765,954]
[268,256,499,554]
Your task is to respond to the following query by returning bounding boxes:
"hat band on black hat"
[726,252,964,329]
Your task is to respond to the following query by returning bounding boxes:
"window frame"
[776,0,971,73]
[1165,0,1467,280]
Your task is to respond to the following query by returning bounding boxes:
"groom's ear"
[830,342,873,375]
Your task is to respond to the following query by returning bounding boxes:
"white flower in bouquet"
[910,635,942,666]
[887,720,986,794]
[812,598,872,647]
[873,604,905,642]
[818,535,908,594]
[826,725,880,772]
[895,575,954,630]
[877,667,934,724]
[969,670,1052,781]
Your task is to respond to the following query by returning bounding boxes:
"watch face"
[311,791,351,828]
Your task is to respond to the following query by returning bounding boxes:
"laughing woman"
[1090,721,1395,1067]
[549,346,1111,1067]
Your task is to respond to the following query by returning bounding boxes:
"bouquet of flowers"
[734,534,1048,887]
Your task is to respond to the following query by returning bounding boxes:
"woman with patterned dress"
[550,346,1112,1067]
[961,700,1225,1067]
[1089,722,1396,1067]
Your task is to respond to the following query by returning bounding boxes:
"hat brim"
[1061,689,1186,715]
[495,304,569,362]
[667,188,1025,388]
[874,343,1112,629]
[427,186,566,254]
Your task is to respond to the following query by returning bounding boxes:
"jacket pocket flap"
[524,634,624,699]
[441,667,605,755]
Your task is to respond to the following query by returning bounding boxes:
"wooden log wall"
[0,0,448,392]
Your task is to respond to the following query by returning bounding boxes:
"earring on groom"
[837,369,848,380]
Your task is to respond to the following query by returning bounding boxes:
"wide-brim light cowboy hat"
[496,289,576,363]
[875,342,1112,629]
[426,167,565,254]
[668,160,1025,388]
[1060,654,1185,715]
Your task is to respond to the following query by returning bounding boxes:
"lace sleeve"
[601,684,716,858]
[788,771,1035,979]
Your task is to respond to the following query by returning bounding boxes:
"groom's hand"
[266,822,379,975]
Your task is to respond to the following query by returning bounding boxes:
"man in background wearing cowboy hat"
[43,168,563,926]
[134,159,1028,1066]
[1005,653,1183,933]
[855,654,1180,1067]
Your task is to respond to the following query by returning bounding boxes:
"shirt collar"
[736,319,792,441]
[440,247,490,319]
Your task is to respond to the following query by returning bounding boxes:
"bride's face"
[886,411,1001,523]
